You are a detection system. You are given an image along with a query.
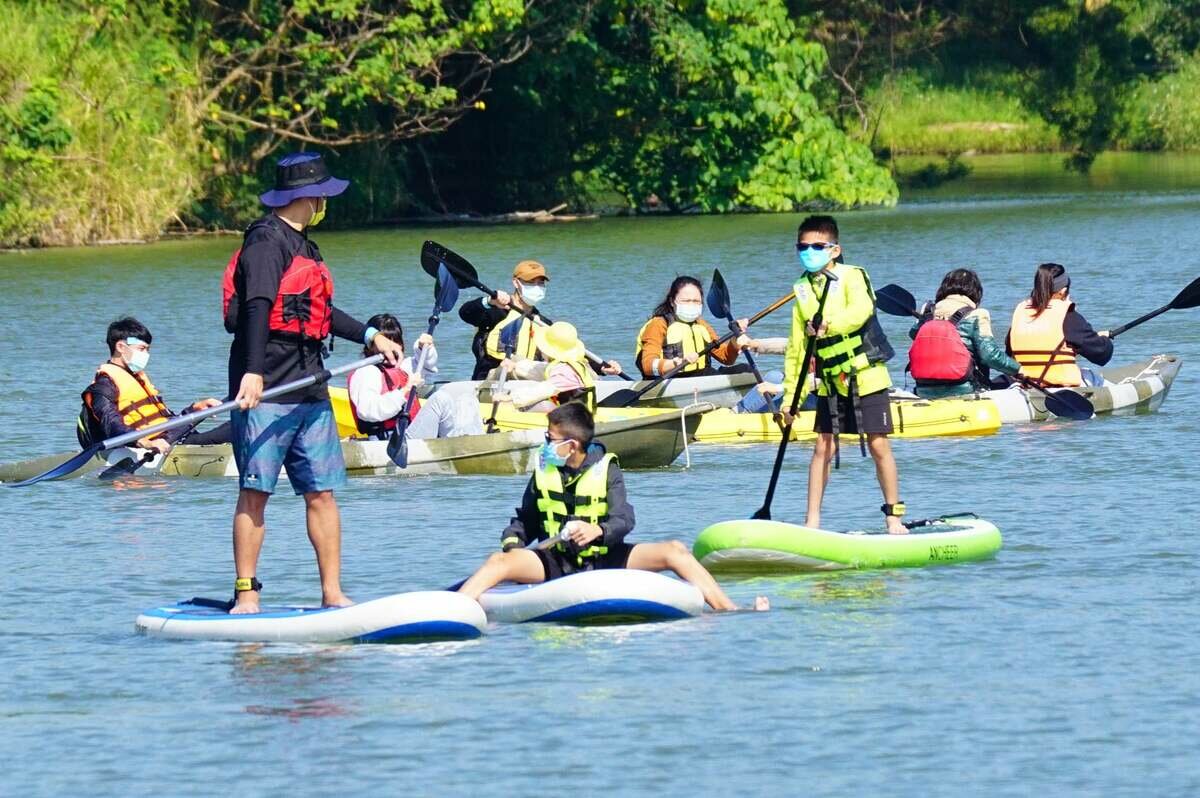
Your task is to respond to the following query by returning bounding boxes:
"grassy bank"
[866,72,1060,156]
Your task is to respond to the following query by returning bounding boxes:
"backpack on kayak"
[907,307,973,386]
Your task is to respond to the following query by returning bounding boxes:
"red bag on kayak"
[908,308,973,385]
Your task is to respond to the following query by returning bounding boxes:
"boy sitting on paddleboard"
[457,402,766,612]
[78,317,228,452]
[780,215,907,535]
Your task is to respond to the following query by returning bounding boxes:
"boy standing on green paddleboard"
[780,216,907,534]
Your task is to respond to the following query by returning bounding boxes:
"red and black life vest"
[348,365,421,438]
[222,216,334,340]
[908,307,974,386]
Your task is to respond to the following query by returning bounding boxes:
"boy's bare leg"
[627,541,767,611]
[805,433,835,528]
[867,434,906,534]
[458,549,546,600]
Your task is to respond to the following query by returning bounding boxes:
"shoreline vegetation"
[5,1,1200,250]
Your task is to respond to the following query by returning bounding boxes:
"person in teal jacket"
[908,269,1020,399]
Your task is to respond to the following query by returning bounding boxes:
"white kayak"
[478,570,704,624]
[981,354,1180,423]
[135,591,487,643]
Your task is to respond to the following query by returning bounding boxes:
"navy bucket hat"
[259,152,349,207]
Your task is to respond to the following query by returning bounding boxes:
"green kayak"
[693,513,1001,572]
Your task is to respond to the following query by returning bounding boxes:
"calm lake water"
[3,154,1199,796]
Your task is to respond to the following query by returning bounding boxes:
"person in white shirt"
[346,314,483,440]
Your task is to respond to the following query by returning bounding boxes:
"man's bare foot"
[230,592,260,615]
[886,518,909,535]
[753,595,770,611]
[322,592,354,608]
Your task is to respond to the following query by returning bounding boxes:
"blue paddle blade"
[436,262,460,312]
[387,425,408,467]
[498,317,521,352]
[707,269,732,320]
[3,445,103,487]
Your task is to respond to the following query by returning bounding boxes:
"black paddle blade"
[3,445,102,488]
[597,388,642,408]
[422,240,478,289]
[435,262,460,312]
[98,451,155,481]
[874,283,918,318]
[1171,274,1200,310]
[1042,389,1095,421]
[707,269,732,320]
[387,423,409,467]
[750,505,771,520]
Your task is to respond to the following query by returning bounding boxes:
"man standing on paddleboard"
[224,152,403,614]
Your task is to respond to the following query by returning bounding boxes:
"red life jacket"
[222,217,334,340]
[348,364,421,438]
[908,307,974,386]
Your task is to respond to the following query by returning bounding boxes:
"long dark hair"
[651,275,703,319]
[935,269,983,305]
[362,312,404,356]
[1029,263,1067,316]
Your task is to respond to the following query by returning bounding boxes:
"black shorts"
[813,388,894,435]
[536,541,635,581]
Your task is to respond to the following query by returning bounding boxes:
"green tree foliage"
[419,0,896,214]
[0,0,199,246]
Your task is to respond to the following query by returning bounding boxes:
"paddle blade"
[98,453,152,481]
[3,445,102,487]
[1170,274,1200,310]
[387,421,409,467]
[422,240,478,289]
[750,505,771,521]
[597,388,642,408]
[875,283,918,318]
[707,269,732,320]
[498,316,520,352]
[1043,389,1095,421]
[436,263,460,312]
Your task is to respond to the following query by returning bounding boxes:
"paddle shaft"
[621,291,795,404]
[755,275,835,519]
[1109,304,1169,338]
[484,339,515,433]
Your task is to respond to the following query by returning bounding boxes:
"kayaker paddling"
[346,313,483,440]
[907,269,1021,398]
[225,152,405,615]
[459,259,624,380]
[779,215,907,535]
[492,321,599,413]
[457,403,767,612]
[1006,263,1113,387]
[78,317,225,452]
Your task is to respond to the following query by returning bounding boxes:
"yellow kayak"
[692,395,1001,444]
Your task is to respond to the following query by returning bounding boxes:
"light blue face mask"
[798,247,833,273]
[124,337,150,373]
[539,439,571,469]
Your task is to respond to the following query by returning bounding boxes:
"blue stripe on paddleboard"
[140,603,335,621]
[530,598,692,624]
[354,620,482,642]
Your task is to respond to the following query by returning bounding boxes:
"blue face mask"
[539,439,571,469]
[798,247,832,273]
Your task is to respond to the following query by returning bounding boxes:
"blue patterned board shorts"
[231,401,346,495]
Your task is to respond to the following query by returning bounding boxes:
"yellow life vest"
[792,267,892,398]
[90,363,170,431]
[635,316,714,375]
[534,453,616,565]
[548,358,596,413]
[485,309,539,362]
[1008,298,1081,386]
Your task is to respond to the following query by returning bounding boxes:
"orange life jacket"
[1008,298,1082,386]
[84,363,171,431]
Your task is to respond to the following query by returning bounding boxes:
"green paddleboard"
[693,514,1001,572]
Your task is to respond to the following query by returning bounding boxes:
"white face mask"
[519,281,546,304]
[674,301,703,323]
[125,348,150,373]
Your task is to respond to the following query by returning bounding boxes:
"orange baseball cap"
[513,260,549,282]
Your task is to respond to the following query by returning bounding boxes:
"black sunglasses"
[796,242,837,252]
